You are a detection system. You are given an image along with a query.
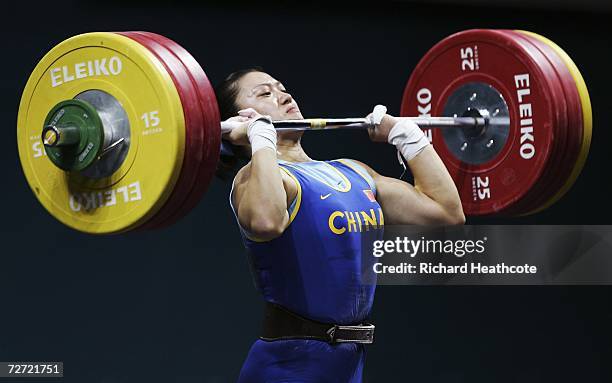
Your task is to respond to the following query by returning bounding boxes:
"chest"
[283,162,383,234]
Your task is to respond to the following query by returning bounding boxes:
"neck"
[276,133,312,163]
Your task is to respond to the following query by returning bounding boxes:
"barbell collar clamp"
[41,99,105,172]
[42,124,81,147]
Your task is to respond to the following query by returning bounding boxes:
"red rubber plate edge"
[511,30,583,214]
[139,32,221,228]
[498,30,570,215]
[117,32,205,230]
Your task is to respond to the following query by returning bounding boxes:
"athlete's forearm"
[408,145,465,223]
[381,117,464,224]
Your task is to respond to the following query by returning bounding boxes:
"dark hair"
[215,67,265,120]
[214,67,264,179]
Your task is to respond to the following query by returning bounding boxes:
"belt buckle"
[327,323,375,344]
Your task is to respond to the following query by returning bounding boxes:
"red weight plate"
[495,30,569,216]
[513,30,584,214]
[137,32,221,228]
[117,32,206,229]
[401,29,559,216]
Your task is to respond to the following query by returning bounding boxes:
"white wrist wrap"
[247,118,277,155]
[387,119,430,161]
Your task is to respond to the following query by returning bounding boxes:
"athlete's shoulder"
[232,161,299,207]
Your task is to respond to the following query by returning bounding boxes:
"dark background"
[2,1,612,382]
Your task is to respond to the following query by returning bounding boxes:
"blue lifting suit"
[230,159,384,382]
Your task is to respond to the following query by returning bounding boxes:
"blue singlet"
[230,159,384,382]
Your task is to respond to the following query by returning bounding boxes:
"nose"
[279,91,292,106]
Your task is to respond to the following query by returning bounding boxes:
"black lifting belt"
[261,302,375,344]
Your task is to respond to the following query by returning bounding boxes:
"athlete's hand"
[221,108,271,146]
[365,105,399,143]
[221,115,250,146]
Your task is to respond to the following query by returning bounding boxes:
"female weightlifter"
[216,68,464,382]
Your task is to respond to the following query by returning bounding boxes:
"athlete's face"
[234,71,303,121]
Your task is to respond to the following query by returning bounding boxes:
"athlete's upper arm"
[232,163,299,224]
[230,164,250,212]
[348,159,459,225]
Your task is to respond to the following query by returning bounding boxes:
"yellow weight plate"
[17,32,185,234]
[518,31,592,213]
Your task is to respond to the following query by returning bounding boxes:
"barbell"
[16,30,591,234]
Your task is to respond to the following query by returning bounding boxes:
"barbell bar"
[256,116,510,131]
